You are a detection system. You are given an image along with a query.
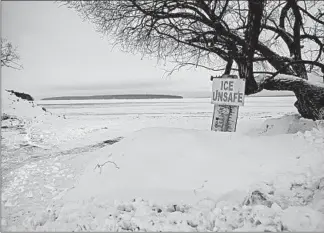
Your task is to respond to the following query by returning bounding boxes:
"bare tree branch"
[1,38,23,70]
[62,1,323,84]
[61,0,324,120]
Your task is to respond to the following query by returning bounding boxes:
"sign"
[211,76,245,106]
[211,105,239,132]
[211,75,245,132]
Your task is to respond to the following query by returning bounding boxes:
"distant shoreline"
[193,95,295,98]
[42,94,183,100]
[40,94,296,101]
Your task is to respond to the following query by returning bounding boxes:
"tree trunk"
[238,60,259,94]
[259,75,324,120]
[237,0,266,95]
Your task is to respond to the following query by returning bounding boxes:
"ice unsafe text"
[211,78,245,106]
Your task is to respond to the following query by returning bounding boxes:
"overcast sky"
[2,1,215,100]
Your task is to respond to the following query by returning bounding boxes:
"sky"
[1,1,214,100]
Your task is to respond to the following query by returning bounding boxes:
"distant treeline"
[42,94,183,100]
[6,90,34,101]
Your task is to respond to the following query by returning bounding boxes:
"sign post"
[211,74,245,132]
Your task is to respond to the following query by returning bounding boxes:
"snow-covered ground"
[1,92,324,232]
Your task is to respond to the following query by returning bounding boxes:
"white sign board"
[211,78,245,106]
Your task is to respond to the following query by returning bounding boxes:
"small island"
[42,94,183,100]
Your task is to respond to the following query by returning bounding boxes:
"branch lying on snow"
[94,156,120,174]
[267,60,324,81]
[253,60,324,94]
[254,73,324,120]
[254,72,324,95]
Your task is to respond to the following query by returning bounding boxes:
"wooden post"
[211,74,245,132]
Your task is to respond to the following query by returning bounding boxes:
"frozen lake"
[38,96,297,118]
[37,97,298,136]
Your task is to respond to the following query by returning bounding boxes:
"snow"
[277,74,324,88]
[2,91,324,232]
[308,73,324,86]
[1,90,55,121]
[281,206,324,231]
[43,116,324,231]
[63,125,320,205]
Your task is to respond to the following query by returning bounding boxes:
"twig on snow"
[94,157,120,174]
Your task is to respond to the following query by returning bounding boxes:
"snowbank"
[1,89,59,126]
[1,89,113,155]
[68,119,323,199]
[257,114,320,136]
[1,89,65,169]
[63,127,319,204]
[31,115,324,231]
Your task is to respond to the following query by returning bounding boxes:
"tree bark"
[238,0,266,95]
[288,0,308,80]
[238,60,259,94]
[224,59,233,75]
[258,75,324,120]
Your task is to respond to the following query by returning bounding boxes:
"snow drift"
[1,89,58,127]
[1,89,65,171]
[34,114,324,232]
[67,129,259,203]
[64,126,321,204]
